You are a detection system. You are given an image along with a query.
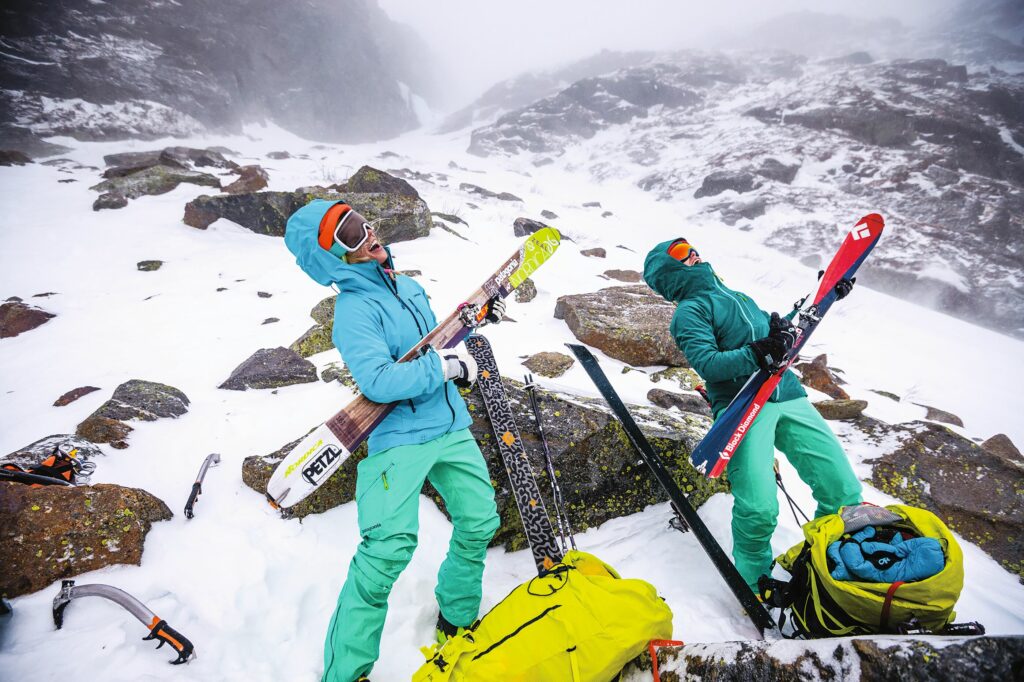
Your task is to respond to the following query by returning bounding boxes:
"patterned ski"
[465,334,562,575]
[266,228,561,509]
[567,343,777,638]
[690,213,885,478]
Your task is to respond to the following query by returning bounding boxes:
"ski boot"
[435,613,470,645]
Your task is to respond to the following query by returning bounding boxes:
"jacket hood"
[284,198,395,294]
[643,239,719,302]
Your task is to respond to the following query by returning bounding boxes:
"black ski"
[567,343,777,637]
[466,335,562,574]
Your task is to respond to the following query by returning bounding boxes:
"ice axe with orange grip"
[52,580,195,664]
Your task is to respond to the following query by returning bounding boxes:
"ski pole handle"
[143,617,195,664]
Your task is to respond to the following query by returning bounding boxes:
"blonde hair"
[344,252,375,264]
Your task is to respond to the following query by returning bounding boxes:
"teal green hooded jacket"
[284,199,472,453]
[643,239,805,415]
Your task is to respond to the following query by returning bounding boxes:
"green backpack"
[760,503,973,637]
[412,550,673,681]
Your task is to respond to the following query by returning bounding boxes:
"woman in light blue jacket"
[285,199,501,682]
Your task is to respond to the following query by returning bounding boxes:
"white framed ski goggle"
[333,211,385,253]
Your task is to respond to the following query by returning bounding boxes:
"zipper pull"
[382,471,390,490]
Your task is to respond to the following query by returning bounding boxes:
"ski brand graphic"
[301,445,343,485]
[723,403,761,456]
[496,257,521,284]
[852,225,873,240]
[285,439,323,478]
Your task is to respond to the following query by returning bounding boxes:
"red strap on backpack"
[880,581,905,631]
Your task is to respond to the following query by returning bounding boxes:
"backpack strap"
[879,581,905,632]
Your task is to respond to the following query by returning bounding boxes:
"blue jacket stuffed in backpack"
[827,525,946,584]
[284,199,472,454]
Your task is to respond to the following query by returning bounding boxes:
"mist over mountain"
[0,0,437,153]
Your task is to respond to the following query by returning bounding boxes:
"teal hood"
[283,199,471,453]
[643,238,806,414]
[643,239,720,302]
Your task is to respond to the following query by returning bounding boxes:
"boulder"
[338,165,418,198]
[183,186,432,243]
[223,165,269,194]
[464,379,721,553]
[756,158,799,184]
[92,192,128,211]
[290,325,334,358]
[290,295,336,357]
[53,386,101,407]
[0,150,33,166]
[91,165,220,199]
[513,217,547,237]
[267,151,291,160]
[694,170,761,199]
[0,299,55,338]
[647,388,712,417]
[555,286,687,367]
[914,403,964,427]
[103,147,234,173]
[245,380,724,551]
[981,433,1023,463]
[86,380,190,422]
[136,260,163,271]
[514,278,537,303]
[432,212,467,226]
[602,269,642,283]
[650,366,704,393]
[75,417,133,449]
[856,418,1024,578]
[219,347,319,390]
[459,183,523,202]
[522,352,574,378]
[622,636,1024,681]
[580,248,606,258]
[0,483,172,598]
[794,354,849,399]
[541,210,558,220]
[813,399,868,420]
[786,106,916,148]
[321,362,356,389]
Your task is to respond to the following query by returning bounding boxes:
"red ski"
[690,213,885,478]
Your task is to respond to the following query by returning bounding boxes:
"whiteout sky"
[379,0,958,109]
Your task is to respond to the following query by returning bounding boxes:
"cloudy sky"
[380,0,959,109]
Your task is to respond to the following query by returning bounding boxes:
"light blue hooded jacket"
[284,199,472,454]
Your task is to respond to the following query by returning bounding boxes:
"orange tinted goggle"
[667,239,697,261]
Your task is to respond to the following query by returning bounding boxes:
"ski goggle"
[667,238,698,262]
[317,203,383,255]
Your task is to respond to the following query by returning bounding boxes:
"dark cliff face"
[0,0,432,146]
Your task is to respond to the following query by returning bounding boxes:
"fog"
[380,0,960,110]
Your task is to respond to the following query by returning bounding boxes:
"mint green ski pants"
[725,397,862,591]
[322,429,499,682]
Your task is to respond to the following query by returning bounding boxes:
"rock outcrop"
[244,380,723,553]
[219,347,319,391]
[0,299,55,338]
[0,483,172,599]
[555,286,686,367]
[852,418,1024,578]
[183,169,432,242]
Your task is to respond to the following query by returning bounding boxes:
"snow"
[1,119,1022,680]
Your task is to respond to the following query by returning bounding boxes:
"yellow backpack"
[413,550,673,681]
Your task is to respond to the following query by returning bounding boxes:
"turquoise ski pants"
[322,429,499,682]
[725,397,862,590]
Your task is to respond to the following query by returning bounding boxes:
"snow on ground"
[1,121,1022,681]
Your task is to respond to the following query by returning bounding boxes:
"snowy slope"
[0,122,1022,681]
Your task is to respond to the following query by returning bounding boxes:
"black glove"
[482,297,505,325]
[834,277,855,300]
[750,313,796,372]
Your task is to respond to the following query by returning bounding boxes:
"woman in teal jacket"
[285,199,501,682]
[643,237,862,592]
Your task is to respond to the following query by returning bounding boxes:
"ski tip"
[857,213,885,232]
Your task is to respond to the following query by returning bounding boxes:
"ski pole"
[184,453,220,519]
[524,374,577,553]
